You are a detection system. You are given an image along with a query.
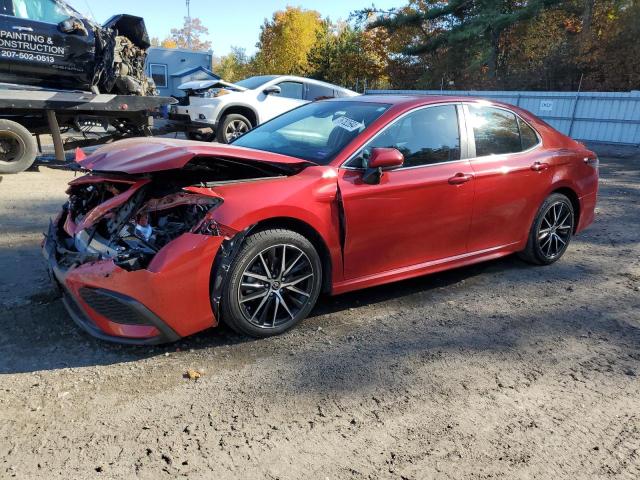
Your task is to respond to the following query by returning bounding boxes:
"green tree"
[369,0,562,82]
[213,47,254,82]
[308,21,389,90]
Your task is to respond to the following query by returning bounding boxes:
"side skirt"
[331,242,521,295]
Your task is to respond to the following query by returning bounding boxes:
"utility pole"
[186,0,192,49]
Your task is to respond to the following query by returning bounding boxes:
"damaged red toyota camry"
[43,96,599,344]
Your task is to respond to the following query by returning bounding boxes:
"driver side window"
[274,81,304,100]
[349,105,461,169]
[13,0,72,23]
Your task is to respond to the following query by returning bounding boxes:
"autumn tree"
[213,47,254,82]
[308,21,390,90]
[168,16,212,51]
[253,7,323,75]
[160,38,178,49]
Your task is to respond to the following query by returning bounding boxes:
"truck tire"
[0,120,37,174]
[216,113,251,144]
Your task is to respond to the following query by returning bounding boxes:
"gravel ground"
[0,151,639,479]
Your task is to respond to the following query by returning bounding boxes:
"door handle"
[12,26,34,32]
[448,173,473,185]
[530,162,549,172]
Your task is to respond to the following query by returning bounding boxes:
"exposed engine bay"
[50,157,295,271]
[96,15,156,96]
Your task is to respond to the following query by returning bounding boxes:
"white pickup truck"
[171,75,358,143]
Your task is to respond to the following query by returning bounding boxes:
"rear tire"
[221,229,322,338]
[216,113,251,144]
[518,193,575,265]
[0,120,37,174]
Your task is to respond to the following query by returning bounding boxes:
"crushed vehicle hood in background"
[178,80,246,93]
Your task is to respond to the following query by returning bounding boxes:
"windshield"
[232,101,391,164]
[235,75,278,90]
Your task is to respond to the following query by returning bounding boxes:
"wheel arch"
[250,216,333,294]
[217,104,258,127]
[208,215,333,323]
[551,186,580,233]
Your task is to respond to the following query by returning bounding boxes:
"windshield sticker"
[333,116,364,132]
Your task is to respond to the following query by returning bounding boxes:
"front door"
[259,80,308,122]
[338,104,475,280]
[0,0,95,90]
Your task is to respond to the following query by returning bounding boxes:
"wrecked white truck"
[0,0,155,95]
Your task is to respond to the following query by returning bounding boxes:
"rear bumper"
[43,222,224,345]
[576,191,597,233]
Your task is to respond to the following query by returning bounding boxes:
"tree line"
[155,1,640,92]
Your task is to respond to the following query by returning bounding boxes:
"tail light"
[584,156,599,170]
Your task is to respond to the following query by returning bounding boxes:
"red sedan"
[43,95,599,344]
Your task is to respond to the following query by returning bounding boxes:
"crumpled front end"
[95,15,157,96]
[43,141,312,344]
[43,174,229,344]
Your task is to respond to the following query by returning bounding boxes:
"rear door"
[0,0,95,90]
[463,103,551,252]
[338,103,475,280]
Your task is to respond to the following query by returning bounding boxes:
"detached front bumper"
[43,222,224,345]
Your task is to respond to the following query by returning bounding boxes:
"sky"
[66,0,399,57]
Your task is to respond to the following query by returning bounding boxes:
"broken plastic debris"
[184,369,203,380]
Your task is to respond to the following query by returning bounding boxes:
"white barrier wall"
[367,90,640,146]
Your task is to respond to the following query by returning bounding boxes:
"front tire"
[216,113,251,144]
[519,193,575,265]
[221,229,323,337]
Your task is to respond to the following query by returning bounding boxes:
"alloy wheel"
[537,201,573,259]
[224,120,249,142]
[237,244,315,329]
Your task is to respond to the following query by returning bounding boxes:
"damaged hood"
[78,138,315,174]
[177,80,246,92]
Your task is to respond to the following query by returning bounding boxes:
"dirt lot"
[0,151,639,479]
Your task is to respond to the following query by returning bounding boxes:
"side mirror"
[263,85,281,96]
[59,17,88,36]
[362,148,404,185]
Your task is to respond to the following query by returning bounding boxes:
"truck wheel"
[0,120,37,174]
[216,114,251,144]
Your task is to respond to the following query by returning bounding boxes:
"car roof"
[324,94,468,105]
[267,75,356,94]
[324,94,529,112]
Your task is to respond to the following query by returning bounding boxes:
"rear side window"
[468,105,522,156]
[518,118,539,150]
[306,83,334,101]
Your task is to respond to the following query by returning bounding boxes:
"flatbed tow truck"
[0,1,180,173]
[0,84,177,173]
